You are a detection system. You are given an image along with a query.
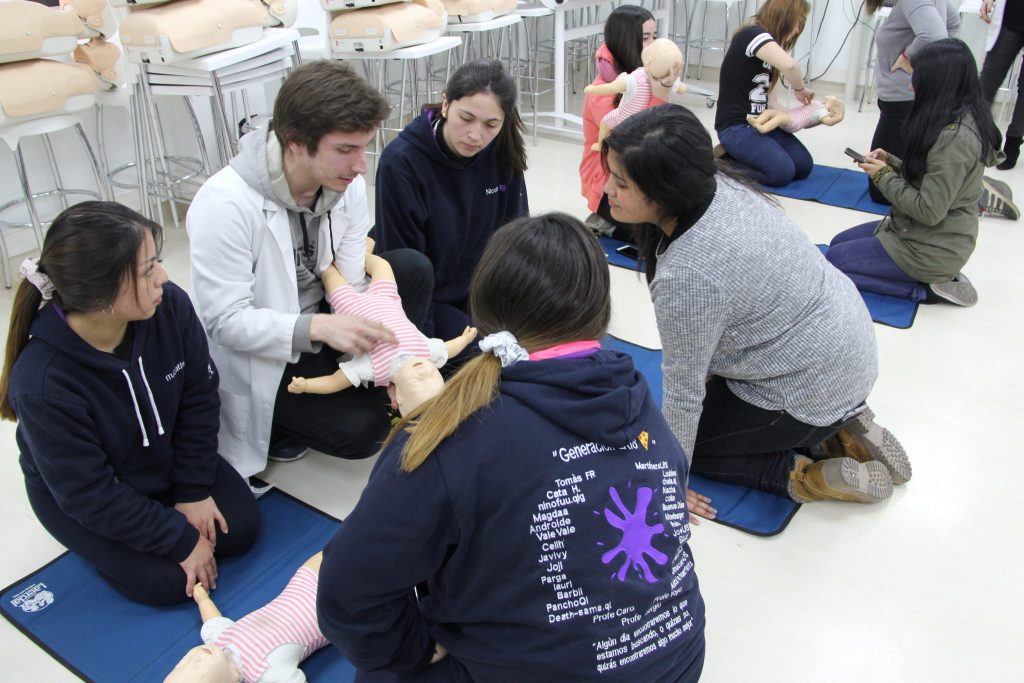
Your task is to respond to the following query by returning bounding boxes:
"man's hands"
[310,313,396,355]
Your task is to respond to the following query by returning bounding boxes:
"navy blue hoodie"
[371,111,529,312]
[9,282,220,562]
[317,350,705,682]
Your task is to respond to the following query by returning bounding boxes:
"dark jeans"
[980,25,1024,139]
[272,248,434,459]
[717,123,813,187]
[868,99,914,204]
[26,456,260,605]
[689,377,846,497]
[356,655,473,683]
[826,221,929,301]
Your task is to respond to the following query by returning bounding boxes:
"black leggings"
[867,99,914,204]
[26,456,260,605]
[689,377,848,497]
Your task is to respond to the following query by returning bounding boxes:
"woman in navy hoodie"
[0,202,260,605]
[318,214,705,682]
[371,59,529,343]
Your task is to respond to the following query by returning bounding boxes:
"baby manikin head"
[164,644,240,683]
[393,356,445,416]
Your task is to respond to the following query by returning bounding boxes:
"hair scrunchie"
[478,331,528,368]
[19,257,54,302]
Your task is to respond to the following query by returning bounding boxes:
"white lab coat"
[186,167,369,477]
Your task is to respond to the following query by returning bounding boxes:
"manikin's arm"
[193,583,223,623]
[288,369,353,395]
[363,253,395,283]
[444,326,478,359]
[584,77,628,97]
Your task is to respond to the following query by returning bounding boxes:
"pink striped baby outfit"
[328,280,431,387]
[212,566,327,683]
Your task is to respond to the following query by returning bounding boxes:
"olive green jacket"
[873,115,998,282]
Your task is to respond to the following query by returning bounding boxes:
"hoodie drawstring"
[137,358,166,438]
[122,369,150,448]
[121,360,166,448]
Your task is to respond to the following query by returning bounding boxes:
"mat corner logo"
[10,583,54,613]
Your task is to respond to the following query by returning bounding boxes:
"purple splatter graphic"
[600,486,667,583]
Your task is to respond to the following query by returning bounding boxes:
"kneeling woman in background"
[827,39,1003,307]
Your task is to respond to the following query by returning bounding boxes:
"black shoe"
[997,135,1021,171]
[267,436,308,463]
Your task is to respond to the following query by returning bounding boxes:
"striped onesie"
[328,280,434,387]
[202,566,328,683]
[602,67,653,129]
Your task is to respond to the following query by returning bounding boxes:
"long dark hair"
[604,4,655,74]
[388,213,610,471]
[0,202,163,421]
[602,105,767,283]
[901,38,1002,183]
[427,59,527,178]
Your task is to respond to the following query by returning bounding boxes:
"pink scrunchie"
[20,257,54,301]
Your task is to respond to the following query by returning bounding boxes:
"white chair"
[0,73,106,286]
[343,35,463,177]
[447,13,522,66]
[685,0,747,81]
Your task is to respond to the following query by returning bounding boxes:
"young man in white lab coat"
[187,60,433,478]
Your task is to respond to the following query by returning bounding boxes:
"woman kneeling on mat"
[317,214,706,682]
[0,202,260,605]
[827,39,1003,308]
[602,105,912,521]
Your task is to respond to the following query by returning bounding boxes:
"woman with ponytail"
[316,214,705,682]
[0,202,259,606]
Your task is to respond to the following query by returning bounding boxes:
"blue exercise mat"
[0,488,354,682]
[600,237,918,329]
[768,164,891,216]
[602,335,800,537]
[816,245,919,329]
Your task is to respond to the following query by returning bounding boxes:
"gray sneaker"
[584,212,617,237]
[928,272,978,307]
[980,176,1020,220]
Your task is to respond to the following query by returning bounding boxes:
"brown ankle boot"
[788,455,894,503]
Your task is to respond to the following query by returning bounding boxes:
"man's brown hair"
[273,60,389,154]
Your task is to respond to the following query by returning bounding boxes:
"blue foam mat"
[0,489,353,682]
[767,164,892,216]
[600,237,918,329]
[601,335,800,537]
[816,245,918,329]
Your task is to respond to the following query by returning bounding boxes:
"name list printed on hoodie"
[591,462,696,674]
[531,440,697,673]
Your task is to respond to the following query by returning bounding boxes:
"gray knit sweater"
[650,176,878,461]
[874,0,960,103]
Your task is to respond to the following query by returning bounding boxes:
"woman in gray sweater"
[601,105,911,521]
[865,0,960,204]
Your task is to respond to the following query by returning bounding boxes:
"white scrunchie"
[478,331,529,368]
[19,257,54,302]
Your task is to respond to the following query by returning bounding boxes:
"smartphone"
[616,244,641,260]
[844,147,866,163]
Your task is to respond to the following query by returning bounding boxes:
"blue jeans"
[826,222,929,302]
[717,123,813,187]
